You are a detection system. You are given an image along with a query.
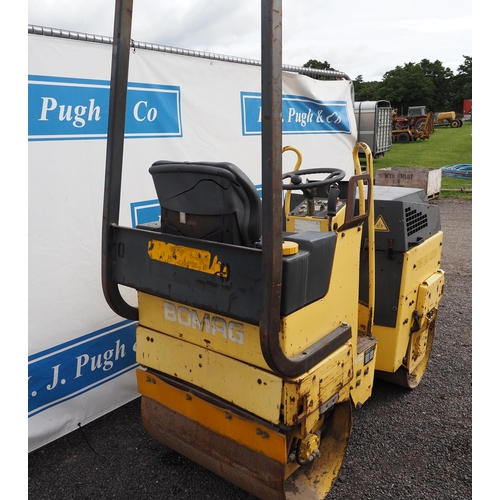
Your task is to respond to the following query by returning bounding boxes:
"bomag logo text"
[164,301,244,344]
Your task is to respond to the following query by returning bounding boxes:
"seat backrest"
[149,161,262,247]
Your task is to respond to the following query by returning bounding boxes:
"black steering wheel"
[282,167,346,192]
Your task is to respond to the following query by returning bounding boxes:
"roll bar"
[101,0,137,321]
[102,0,353,377]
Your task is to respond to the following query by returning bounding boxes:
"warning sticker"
[374,215,390,232]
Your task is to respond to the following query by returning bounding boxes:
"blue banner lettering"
[241,92,351,136]
[28,75,182,141]
[28,320,138,417]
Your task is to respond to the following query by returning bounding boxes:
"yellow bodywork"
[136,315,353,426]
[372,231,444,373]
[407,269,444,373]
[437,111,456,121]
[280,223,362,356]
[135,194,365,432]
[138,293,268,369]
[136,323,283,423]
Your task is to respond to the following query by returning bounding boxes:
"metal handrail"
[28,23,350,80]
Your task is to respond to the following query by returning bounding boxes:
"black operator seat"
[149,161,262,247]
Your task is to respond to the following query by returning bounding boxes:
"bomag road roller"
[102,1,445,499]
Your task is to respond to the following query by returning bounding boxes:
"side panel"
[374,232,444,372]
[281,225,362,356]
[136,325,283,423]
[138,294,268,369]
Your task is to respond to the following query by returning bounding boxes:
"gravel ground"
[28,198,472,500]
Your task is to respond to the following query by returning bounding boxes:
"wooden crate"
[374,167,442,198]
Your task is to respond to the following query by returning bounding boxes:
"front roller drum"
[138,370,352,500]
[376,314,436,389]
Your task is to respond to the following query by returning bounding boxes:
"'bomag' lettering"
[164,301,244,344]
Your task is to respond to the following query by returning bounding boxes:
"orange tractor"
[392,106,434,143]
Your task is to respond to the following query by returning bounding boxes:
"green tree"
[302,59,336,80]
[301,56,472,115]
[375,62,434,113]
[303,59,334,71]
[450,56,472,112]
[419,58,454,111]
[353,75,381,102]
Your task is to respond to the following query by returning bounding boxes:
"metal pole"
[259,1,353,377]
[101,0,138,320]
[259,0,284,374]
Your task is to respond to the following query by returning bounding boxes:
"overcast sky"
[27,0,472,82]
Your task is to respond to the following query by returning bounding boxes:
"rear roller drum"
[139,369,353,500]
[284,400,353,499]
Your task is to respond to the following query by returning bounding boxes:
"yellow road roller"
[102,2,444,498]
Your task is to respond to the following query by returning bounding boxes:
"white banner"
[28,30,357,452]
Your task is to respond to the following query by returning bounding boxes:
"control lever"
[327,185,340,216]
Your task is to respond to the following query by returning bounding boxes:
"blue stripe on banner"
[130,199,160,228]
[241,92,351,136]
[28,320,138,417]
[28,75,182,141]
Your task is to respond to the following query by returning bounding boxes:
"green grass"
[372,121,472,199]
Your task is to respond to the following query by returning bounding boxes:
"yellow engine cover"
[373,231,444,373]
